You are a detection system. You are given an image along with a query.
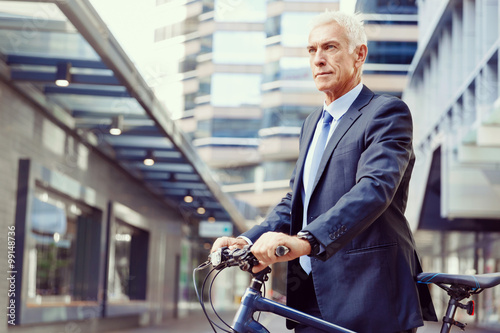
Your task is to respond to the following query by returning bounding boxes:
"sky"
[89,0,156,64]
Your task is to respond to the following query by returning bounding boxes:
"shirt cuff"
[237,235,252,245]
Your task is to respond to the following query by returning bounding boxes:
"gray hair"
[310,10,367,53]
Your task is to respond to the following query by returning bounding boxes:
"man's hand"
[250,232,311,273]
[210,236,248,253]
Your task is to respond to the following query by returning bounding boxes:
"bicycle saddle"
[417,272,500,289]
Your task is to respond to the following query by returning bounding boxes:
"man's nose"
[313,50,326,67]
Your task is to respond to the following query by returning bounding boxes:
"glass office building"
[152,0,420,225]
[403,0,500,330]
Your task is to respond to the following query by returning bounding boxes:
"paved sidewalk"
[109,308,499,333]
[108,309,286,333]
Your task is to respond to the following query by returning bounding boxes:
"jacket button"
[329,233,335,240]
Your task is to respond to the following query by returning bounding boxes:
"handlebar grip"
[275,245,290,257]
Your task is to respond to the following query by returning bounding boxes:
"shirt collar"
[323,82,363,120]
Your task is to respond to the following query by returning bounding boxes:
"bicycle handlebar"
[209,245,290,272]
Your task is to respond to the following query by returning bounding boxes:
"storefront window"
[108,220,149,301]
[28,187,101,304]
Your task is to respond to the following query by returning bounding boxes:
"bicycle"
[194,245,500,333]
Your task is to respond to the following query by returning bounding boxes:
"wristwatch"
[297,231,320,256]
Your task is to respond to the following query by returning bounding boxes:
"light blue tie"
[300,110,333,274]
[306,110,333,196]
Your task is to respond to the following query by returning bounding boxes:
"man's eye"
[308,48,316,54]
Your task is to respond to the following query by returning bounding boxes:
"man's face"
[307,22,364,104]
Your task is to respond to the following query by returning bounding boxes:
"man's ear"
[354,44,367,68]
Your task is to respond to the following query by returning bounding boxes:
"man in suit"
[211,10,437,333]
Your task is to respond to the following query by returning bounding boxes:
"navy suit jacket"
[242,86,437,332]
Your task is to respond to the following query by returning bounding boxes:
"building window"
[179,54,197,73]
[366,41,417,65]
[265,15,281,38]
[214,165,258,185]
[28,187,101,305]
[202,0,214,14]
[263,105,315,128]
[262,160,296,182]
[184,92,197,111]
[196,118,261,139]
[264,57,312,84]
[357,0,417,14]
[108,220,149,301]
[200,35,213,55]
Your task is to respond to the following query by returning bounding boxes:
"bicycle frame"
[231,272,355,333]
[199,247,500,333]
[232,270,498,333]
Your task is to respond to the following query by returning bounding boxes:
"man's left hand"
[250,232,311,273]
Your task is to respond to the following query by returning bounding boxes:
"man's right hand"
[210,236,248,253]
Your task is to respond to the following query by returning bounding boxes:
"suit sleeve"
[305,97,414,260]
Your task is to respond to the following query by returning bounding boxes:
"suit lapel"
[311,85,375,192]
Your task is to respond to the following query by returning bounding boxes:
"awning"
[0,0,246,232]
